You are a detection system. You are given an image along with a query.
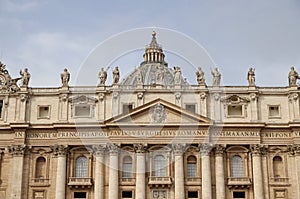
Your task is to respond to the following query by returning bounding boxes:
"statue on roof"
[288,66,299,86]
[174,66,182,85]
[20,68,30,87]
[98,67,107,86]
[211,67,221,87]
[247,67,255,86]
[112,66,120,84]
[61,68,70,87]
[0,61,8,74]
[196,67,206,86]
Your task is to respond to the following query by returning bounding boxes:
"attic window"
[269,105,280,118]
[74,105,91,117]
[186,104,196,113]
[38,106,50,119]
[123,104,133,114]
[227,105,243,116]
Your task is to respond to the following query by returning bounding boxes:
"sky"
[0,0,300,87]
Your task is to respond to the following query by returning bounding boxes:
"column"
[93,145,106,199]
[134,144,147,199]
[293,145,300,198]
[251,145,264,199]
[215,145,225,199]
[108,144,119,199]
[200,144,212,199]
[9,145,26,199]
[261,147,270,199]
[173,144,185,199]
[52,145,68,199]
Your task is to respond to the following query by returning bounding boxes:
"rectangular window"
[122,162,132,178]
[186,104,196,113]
[188,191,198,198]
[0,100,3,119]
[74,192,86,199]
[233,191,245,198]
[269,105,280,118]
[122,104,133,114]
[122,191,132,198]
[227,105,243,116]
[187,163,197,177]
[38,106,50,119]
[74,105,91,117]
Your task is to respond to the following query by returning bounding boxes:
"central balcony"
[68,177,93,189]
[227,177,251,189]
[148,176,172,188]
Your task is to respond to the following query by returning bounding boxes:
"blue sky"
[0,0,300,87]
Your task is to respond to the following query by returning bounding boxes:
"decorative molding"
[221,94,250,104]
[200,92,207,100]
[59,94,68,102]
[137,92,144,99]
[69,95,98,104]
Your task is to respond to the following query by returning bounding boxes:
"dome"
[121,32,186,87]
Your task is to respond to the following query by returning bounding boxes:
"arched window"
[187,155,197,177]
[231,155,243,177]
[122,156,132,178]
[273,156,283,178]
[153,155,167,177]
[75,156,88,177]
[35,156,46,178]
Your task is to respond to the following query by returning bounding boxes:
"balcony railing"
[30,178,50,187]
[270,177,289,184]
[185,177,201,185]
[120,178,136,185]
[68,177,93,188]
[148,176,172,187]
[227,177,251,188]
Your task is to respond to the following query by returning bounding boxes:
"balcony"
[68,177,93,189]
[29,178,50,187]
[227,177,251,189]
[270,177,289,185]
[185,177,201,185]
[120,178,136,185]
[148,176,172,187]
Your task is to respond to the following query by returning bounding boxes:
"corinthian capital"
[93,144,107,156]
[214,144,225,156]
[51,144,68,156]
[8,145,26,156]
[108,143,119,154]
[199,143,213,156]
[172,143,186,155]
[250,144,263,156]
[134,143,147,153]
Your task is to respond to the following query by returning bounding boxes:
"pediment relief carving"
[221,95,250,105]
[105,99,212,125]
[69,95,98,104]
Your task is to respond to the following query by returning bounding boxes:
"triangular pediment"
[105,98,212,126]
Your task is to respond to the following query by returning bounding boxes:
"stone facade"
[0,32,299,199]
